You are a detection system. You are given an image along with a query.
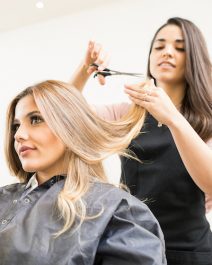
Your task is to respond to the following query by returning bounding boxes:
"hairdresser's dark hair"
[147,17,212,141]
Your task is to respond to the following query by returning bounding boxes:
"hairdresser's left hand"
[70,41,109,89]
[84,40,110,85]
[124,79,181,127]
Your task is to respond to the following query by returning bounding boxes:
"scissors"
[90,63,145,78]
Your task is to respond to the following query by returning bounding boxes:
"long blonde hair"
[5,80,145,235]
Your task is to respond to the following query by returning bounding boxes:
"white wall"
[0,0,212,223]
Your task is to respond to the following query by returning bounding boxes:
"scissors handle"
[94,71,112,78]
[90,63,144,78]
[90,63,110,72]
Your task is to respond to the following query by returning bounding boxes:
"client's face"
[13,95,67,181]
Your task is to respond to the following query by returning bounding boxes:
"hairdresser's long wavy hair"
[5,80,145,236]
[147,17,212,141]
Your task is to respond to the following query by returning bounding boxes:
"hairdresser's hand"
[84,40,110,85]
[124,79,181,127]
[70,41,109,90]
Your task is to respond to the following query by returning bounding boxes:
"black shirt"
[121,114,212,265]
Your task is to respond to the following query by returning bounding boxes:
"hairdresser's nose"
[162,44,174,58]
[14,124,29,142]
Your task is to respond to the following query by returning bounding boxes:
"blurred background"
[0,0,211,224]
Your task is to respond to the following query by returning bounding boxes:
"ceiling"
[0,0,116,32]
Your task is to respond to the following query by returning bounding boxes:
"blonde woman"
[1,80,166,265]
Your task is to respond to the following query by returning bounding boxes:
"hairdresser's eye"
[30,115,44,125]
[12,123,20,132]
[154,46,164,50]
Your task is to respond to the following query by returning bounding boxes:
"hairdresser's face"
[13,95,67,180]
[150,24,186,86]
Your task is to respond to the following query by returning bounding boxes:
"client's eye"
[30,115,44,125]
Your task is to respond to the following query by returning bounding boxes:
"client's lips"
[19,145,35,155]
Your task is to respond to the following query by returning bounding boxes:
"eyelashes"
[154,47,185,52]
[30,115,44,125]
[12,115,44,133]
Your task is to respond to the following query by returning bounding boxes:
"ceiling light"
[36,1,44,9]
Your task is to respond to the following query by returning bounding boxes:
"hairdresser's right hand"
[84,40,109,85]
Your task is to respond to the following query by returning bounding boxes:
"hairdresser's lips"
[158,60,176,69]
[19,145,36,156]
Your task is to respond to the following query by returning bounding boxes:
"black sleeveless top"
[121,114,212,265]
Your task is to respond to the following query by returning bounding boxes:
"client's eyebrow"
[14,111,41,122]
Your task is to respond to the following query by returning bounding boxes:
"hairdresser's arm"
[69,41,108,91]
[168,119,212,195]
[69,63,90,92]
[124,81,212,195]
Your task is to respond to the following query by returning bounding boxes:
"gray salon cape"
[0,175,166,265]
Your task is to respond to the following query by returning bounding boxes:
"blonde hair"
[5,80,145,235]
